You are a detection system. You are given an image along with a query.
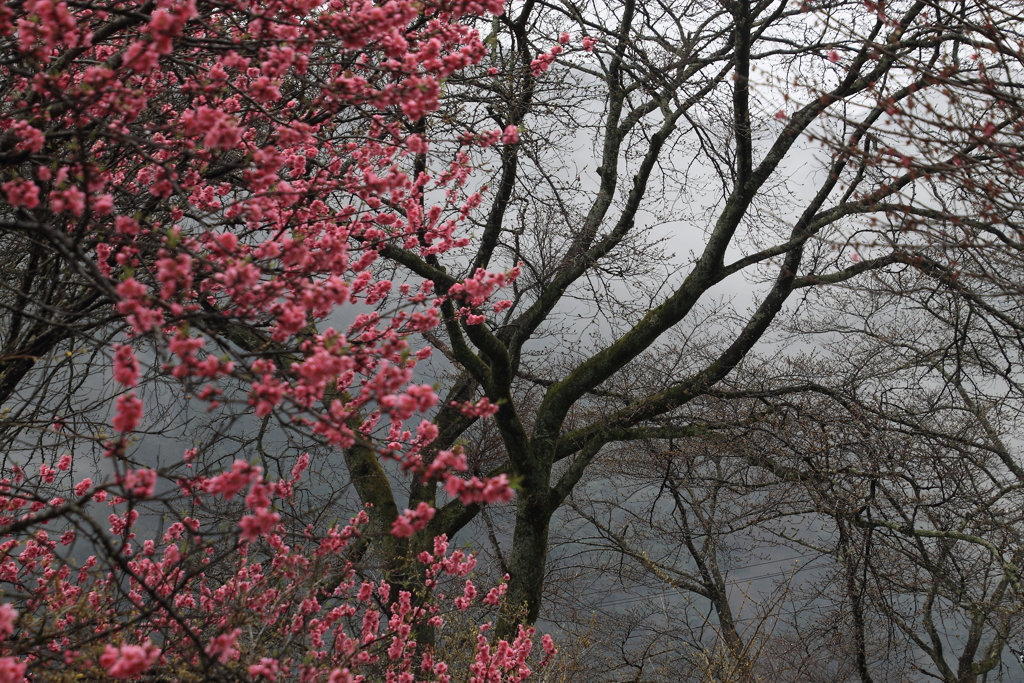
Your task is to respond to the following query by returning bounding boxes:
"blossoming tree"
[0,0,556,678]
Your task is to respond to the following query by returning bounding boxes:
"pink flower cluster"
[448,265,522,307]
[111,393,143,433]
[446,473,515,506]
[112,345,140,388]
[99,642,162,679]
[452,397,501,418]
[0,606,16,639]
[118,469,157,498]
[0,658,26,683]
[391,501,436,538]
[0,463,551,682]
[3,0,527,488]
[0,434,557,677]
[470,625,554,683]
[527,32,597,75]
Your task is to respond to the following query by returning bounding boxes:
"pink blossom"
[391,501,435,538]
[203,460,261,499]
[500,125,519,145]
[328,669,355,683]
[114,216,140,236]
[483,582,507,606]
[291,453,310,481]
[530,53,555,76]
[73,478,92,497]
[10,121,45,153]
[0,657,25,683]
[238,507,281,542]
[99,642,160,679]
[56,453,72,470]
[181,105,241,150]
[416,420,439,443]
[111,393,143,433]
[423,449,468,480]
[112,344,140,387]
[214,231,238,252]
[245,482,272,509]
[453,397,500,418]
[2,179,40,209]
[52,186,86,215]
[582,36,597,51]
[155,254,193,299]
[0,605,17,639]
[445,473,514,506]
[204,628,242,664]
[120,469,156,498]
[448,267,519,306]
[94,233,116,264]
[92,193,115,215]
[454,579,477,610]
[249,658,280,680]
[115,278,162,333]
